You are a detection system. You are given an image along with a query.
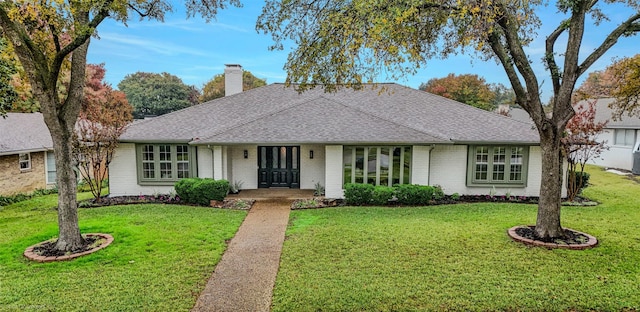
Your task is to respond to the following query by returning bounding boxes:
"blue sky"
[87,2,639,102]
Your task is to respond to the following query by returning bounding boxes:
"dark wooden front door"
[258,146,300,188]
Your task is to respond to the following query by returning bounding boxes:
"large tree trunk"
[535,123,566,238]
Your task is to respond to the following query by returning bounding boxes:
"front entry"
[258,146,300,188]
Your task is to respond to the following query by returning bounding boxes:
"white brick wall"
[430,145,544,197]
[324,145,344,198]
[230,145,258,189]
[300,145,325,189]
[411,145,431,185]
[109,143,174,196]
[197,146,214,179]
[590,129,635,171]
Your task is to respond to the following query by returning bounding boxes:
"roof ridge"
[194,93,317,143]
[317,94,451,141]
[327,88,452,141]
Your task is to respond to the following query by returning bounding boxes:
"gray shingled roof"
[0,113,53,155]
[120,83,539,145]
[591,98,640,129]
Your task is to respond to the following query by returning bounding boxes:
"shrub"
[450,193,461,200]
[572,171,591,190]
[371,186,395,205]
[344,183,374,205]
[432,185,445,200]
[175,178,229,206]
[174,178,198,203]
[395,184,434,205]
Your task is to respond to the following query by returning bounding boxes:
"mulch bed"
[32,236,102,257]
[508,225,598,250]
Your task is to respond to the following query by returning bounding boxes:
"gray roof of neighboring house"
[0,113,53,155]
[120,83,540,145]
[591,98,640,129]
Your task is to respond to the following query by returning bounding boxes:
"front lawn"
[272,166,640,311]
[0,193,246,311]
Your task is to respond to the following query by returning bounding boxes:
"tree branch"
[578,12,640,77]
[545,20,568,96]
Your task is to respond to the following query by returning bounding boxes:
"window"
[46,152,56,183]
[343,146,411,186]
[137,144,196,184]
[614,129,636,147]
[19,153,31,171]
[468,146,529,186]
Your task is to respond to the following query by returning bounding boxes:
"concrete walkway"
[192,198,292,312]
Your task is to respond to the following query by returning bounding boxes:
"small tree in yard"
[73,64,132,202]
[0,0,240,252]
[562,100,608,201]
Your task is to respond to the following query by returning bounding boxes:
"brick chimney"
[224,64,243,96]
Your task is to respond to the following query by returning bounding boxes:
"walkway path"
[192,198,292,312]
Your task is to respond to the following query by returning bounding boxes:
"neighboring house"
[0,113,56,196]
[589,98,640,171]
[109,65,555,199]
[497,104,534,124]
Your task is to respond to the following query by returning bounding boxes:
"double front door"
[258,146,300,188]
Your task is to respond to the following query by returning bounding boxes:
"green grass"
[272,165,640,311]
[0,192,246,311]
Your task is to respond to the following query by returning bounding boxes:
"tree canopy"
[0,38,17,116]
[200,70,267,102]
[258,0,640,238]
[118,72,200,118]
[419,73,496,111]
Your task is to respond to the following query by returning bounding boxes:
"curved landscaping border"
[24,233,114,263]
[507,226,598,250]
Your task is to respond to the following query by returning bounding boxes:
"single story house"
[589,98,640,171]
[109,65,552,199]
[0,113,56,196]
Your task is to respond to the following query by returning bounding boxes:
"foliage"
[118,72,200,118]
[608,54,640,120]
[0,38,17,116]
[575,67,617,101]
[343,183,374,205]
[73,64,133,202]
[419,73,496,111]
[370,186,394,206]
[229,180,244,194]
[567,171,590,196]
[313,182,325,196]
[257,0,640,239]
[0,188,57,206]
[200,70,267,102]
[275,166,640,311]
[432,185,445,200]
[0,194,246,311]
[394,184,434,206]
[175,178,229,206]
[561,100,608,201]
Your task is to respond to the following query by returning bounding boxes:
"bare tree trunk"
[535,129,565,238]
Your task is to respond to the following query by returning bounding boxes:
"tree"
[118,72,200,118]
[575,68,617,101]
[419,73,496,111]
[608,54,640,119]
[0,0,239,252]
[258,0,640,238]
[200,70,267,102]
[562,100,608,201]
[73,64,132,202]
[0,38,17,116]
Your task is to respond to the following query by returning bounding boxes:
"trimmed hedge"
[371,186,395,205]
[174,178,229,206]
[343,183,374,205]
[394,184,435,206]
[343,183,437,206]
